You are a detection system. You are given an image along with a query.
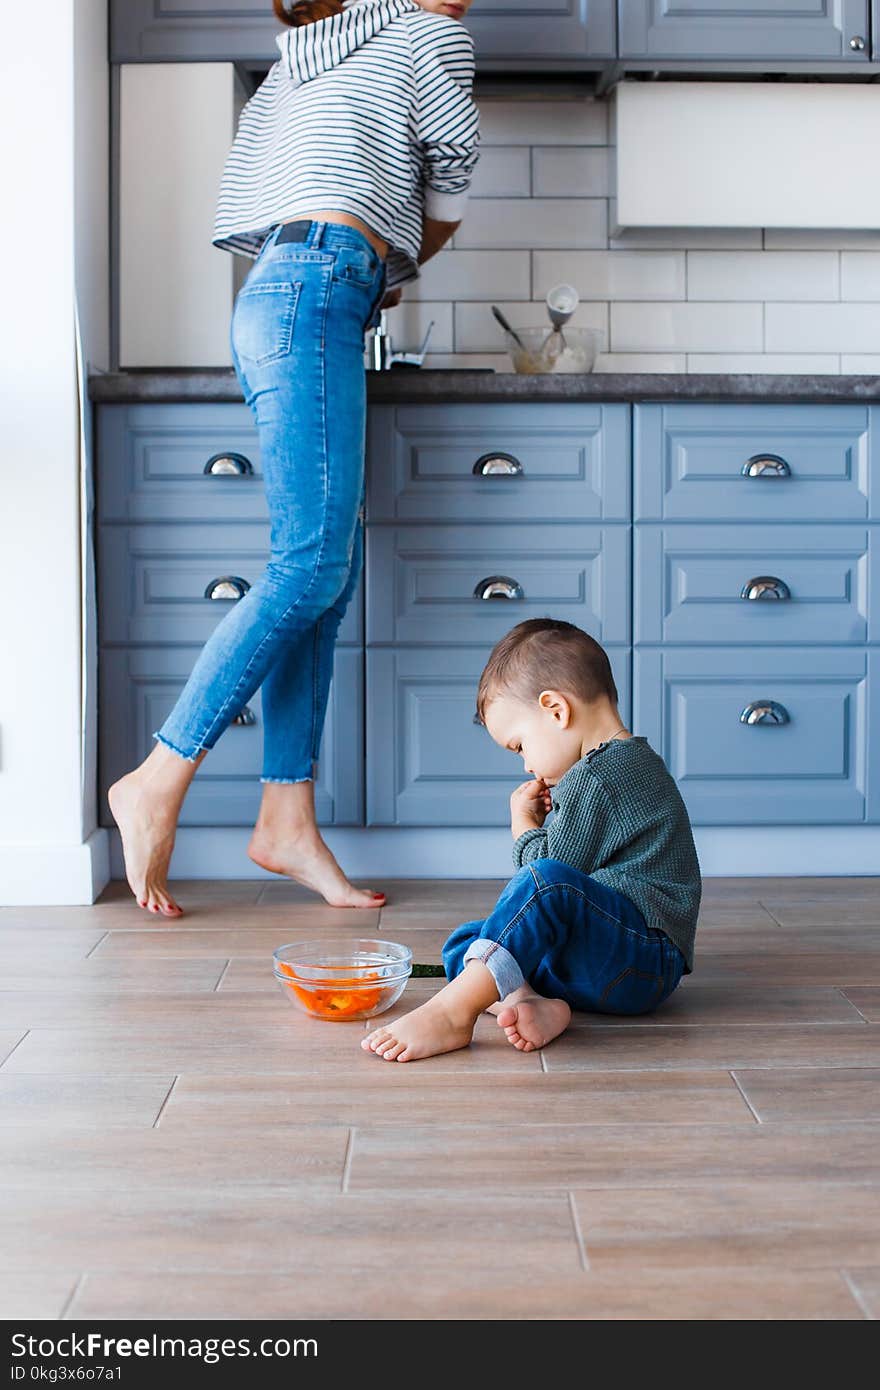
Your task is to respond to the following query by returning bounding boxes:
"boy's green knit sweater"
[512,735,702,972]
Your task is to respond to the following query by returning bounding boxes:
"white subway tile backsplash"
[687,251,839,302]
[532,147,609,198]
[686,354,840,374]
[478,99,606,146]
[611,302,763,353]
[766,303,880,353]
[385,97,876,374]
[454,198,606,249]
[841,355,880,372]
[454,300,608,354]
[414,251,531,302]
[468,147,531,198]
[383,301,453,355]
[841,253,880,301]
[594,354,687,373]
[534,250,684,301]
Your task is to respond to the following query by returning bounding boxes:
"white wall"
[0,0,109,903]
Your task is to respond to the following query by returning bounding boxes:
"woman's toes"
[375,1035,399,1055]
[383,1041,406,1061]
[497,1006,518,1029]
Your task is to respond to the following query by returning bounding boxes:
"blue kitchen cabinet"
[634,403,878,522]
[634,400,880,827]
[367,523,630,646]
[110,0,615,64]
[97,404,268,525]
[619,1,870,62]
[98,522,362,646]
[96,402,363,827]
[99,645,364,827]
[634,524,876,646]
[366,645,631,826]
[633,647,878,825]
[367,403,630,524]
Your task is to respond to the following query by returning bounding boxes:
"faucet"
[368,311,434,370]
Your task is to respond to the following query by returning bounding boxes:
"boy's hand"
[510,777,553,835]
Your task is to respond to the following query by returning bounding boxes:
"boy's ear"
[538,689,572,726]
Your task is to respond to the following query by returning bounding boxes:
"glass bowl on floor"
[273,937,413,1022]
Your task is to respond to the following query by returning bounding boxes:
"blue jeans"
[442,858,686,1014]
[155,220,388,781]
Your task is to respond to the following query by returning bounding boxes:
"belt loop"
[310,220,326,248]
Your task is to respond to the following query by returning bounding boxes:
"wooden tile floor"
[2,876,880,1321]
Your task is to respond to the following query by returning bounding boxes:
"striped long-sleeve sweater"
[212,0,481,290]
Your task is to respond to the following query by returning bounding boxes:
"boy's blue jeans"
[154,219,388,782]
[442,858,686,1014]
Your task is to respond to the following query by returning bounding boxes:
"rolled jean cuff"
[153,730,203,763]
[462,939,524,1001]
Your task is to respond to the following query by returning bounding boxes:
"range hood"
[610,80,880,230]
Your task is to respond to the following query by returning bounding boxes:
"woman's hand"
[380,287,402,310]
[510,777,552,835]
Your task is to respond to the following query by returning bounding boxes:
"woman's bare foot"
[496,996,571,1052]
[248,826,385,908]
[108,768,185,918]
[361,960,499,1062]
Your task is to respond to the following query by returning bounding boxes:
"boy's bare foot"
[108,771,183,918]
[248,826,385,908]
[497,996,571,1052]
[361,961,498,1062]
[361,995,474,1062]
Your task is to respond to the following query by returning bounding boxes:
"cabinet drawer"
[98,524,362,645]
[99,646,363,827]
[367,525,630,646]
[635,525,874,645]
[634,647,878,825]
[366,646,631,826]
[97,404,265,523]
[367,403,630,522]
[635,404,878,521]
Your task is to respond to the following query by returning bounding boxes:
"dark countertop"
[88,367,880,404]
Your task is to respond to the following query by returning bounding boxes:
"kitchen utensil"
[273,937,412,1021]
[491,305,528,352]
[501,326,601,374]
[541,282,580,360]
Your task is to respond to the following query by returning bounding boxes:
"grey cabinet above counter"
[109,0,879,72]
[110,0,612,68]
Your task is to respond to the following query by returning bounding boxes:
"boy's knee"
[524,856,575,886]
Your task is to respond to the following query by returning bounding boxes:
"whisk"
[541,283,580,361]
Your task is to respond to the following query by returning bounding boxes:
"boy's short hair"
[476,619,618,723]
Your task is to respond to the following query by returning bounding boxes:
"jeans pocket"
[332,244,380,289]
[598,966,665,1015]
[231,280,301,367]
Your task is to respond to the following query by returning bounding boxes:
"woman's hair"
[475,619,619,724]
[273,0,345,26]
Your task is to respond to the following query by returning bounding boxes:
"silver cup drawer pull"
[232,705,257,727]
[740,575,791,601]
[472,451,524,476]
[473,575,525,601]
[740,700,790,726]
[204,575,251,601]
[741,453,791,478]
[204,452,255,477]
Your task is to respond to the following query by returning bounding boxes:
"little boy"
[362,618,702,1063]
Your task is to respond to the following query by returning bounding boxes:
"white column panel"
[120,64,240,367]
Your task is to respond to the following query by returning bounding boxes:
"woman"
[109,0,479,916]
